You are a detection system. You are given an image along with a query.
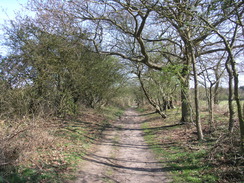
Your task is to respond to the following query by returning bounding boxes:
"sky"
[0,0,29,55]
[0,0,243,87]
[0,0,28,21]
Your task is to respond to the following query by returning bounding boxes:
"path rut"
[74,109,171,183]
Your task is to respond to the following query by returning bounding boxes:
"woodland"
[0,0,244,182]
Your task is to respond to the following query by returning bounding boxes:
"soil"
[74,109,171,183]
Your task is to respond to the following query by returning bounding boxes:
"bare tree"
[199,0,244,152]
[29,0,243,141]
[133,64,165,118]
[199,54,225,131]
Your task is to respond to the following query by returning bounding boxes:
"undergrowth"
[141,107,243,183]
[0,106,124,183]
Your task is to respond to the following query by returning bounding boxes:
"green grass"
[140,100,243,182]
[100,106,124,120]
[142,121,218,183]
[136,107,147,113]
[2,166,67,183]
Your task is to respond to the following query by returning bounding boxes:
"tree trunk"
[202,68,214,132]
[169,96,175,109]
[213,84,220,105]
[180,75,192,123]
[211,22,244,153]
[243,103,244,120]
[213,62,221,105]
[191,44,204,140]
[209,86,214,131]
[229,58,244,153]
[226,61,235,133]
[137,70,167,118]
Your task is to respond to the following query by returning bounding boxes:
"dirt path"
[74,109,171,183]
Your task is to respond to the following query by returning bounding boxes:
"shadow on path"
[75,109,175,183]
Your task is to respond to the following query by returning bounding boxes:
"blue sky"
[0,0,29,55]
[0,0,28,22]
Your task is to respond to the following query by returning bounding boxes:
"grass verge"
[141,107,243,183]
[0,105,124,183]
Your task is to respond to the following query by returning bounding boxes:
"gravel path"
[74,109,171,183]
